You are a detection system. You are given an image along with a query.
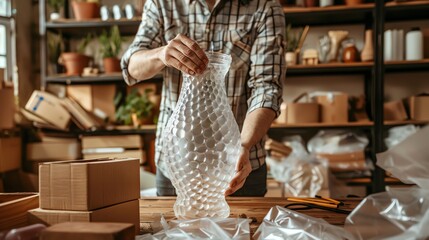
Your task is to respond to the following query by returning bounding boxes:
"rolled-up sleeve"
[247,1,285,117]
[121,0,163,85]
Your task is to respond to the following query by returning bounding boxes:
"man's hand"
[225,146,252,196]
[159,34,209,75]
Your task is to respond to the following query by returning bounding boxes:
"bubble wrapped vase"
[161,52,241,219]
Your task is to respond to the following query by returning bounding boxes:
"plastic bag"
[267,136,328,197]
[344,126,429,239]
[137,217,250,240]
[345,187,429,240]
[308,131,371,172]
[384,124,419,149]
[377,125,429,188]
[253,205,355,240]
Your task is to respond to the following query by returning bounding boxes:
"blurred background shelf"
[385,0,429,22]
[283,3,374,26]
[385,59,429,72]
[45,18,142,37]
[271,122,373,130]
[287,62,373,76]
[45,73,162,85]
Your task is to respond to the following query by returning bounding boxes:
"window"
[0,0,15,85]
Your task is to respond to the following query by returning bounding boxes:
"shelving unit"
[37,0,429,193]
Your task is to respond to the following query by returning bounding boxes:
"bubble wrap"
[161,52,241,219]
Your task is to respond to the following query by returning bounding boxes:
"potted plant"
[47,0,64,20]
[115,89,154,127]
[285,24,301,66]
[71,0,100,20]
[47,33,64,74]
[59,34,92,75]
[99,25,122,73]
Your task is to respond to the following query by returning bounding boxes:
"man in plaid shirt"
[122,0,285,196]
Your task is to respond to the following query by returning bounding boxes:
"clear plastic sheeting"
[137,217,250,240]
[308,130,368,154]
[253,205,355,240]
[267,137,328,197]
[345,187,429,240]
[384,124,419,149]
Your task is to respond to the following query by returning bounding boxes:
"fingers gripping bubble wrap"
[266,136,329,197]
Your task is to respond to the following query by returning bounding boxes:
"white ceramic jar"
[406,27,423,61]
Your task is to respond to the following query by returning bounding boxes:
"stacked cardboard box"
[82,135,146,165]
[0,78,15,130]
[28,158,140,234]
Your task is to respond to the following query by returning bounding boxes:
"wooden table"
[139,197,361,234]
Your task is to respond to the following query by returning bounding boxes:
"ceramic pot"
[285,52,297,66]
[71,1,100,20]
[361,29,374,62]
[59,52,90,75]
[103,57,121,73]
[342,43,359,63]
[304,0,319,7]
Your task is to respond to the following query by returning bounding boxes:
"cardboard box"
[83,149,146,165]
[27,141,82,161]
[67,85,116,122]
[310,92,349,123]
[0,136,21,173]
[409,95,429,121]
[0,87,15,129]
[82,135,143,149]
[29,199,140,234]
[276,93,320,124]
[40,222,135,240]
[384,100,408,121]
[0,193,39,231]
[27,140,81,161]
[317,151,367,172]
[39,158,140,211]
[25,91,71,130]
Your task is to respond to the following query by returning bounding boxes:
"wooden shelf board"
[384,120,429,126]
[78,125,157,136]
[46,73,162,84]
[46,18,141,37]
[385,0,429,21]
[344,177,407,186]
[287,62,373,75]
[385,59,429,72]
[283,3,373,26]
[271,122,373,129]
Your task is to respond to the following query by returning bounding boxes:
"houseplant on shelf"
[99,25,123,73]
[115,89,154,127]
[285,24,301,66]
[71,0,100,20]
[59,34,92,75]
[47,33,64,74]
[47,0,64,20]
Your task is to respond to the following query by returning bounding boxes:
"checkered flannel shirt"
[121,0,285,172]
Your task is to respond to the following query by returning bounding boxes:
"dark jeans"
[156,163,267,197]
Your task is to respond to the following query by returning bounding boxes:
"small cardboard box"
[27,141,82,161]
[0,193,39,231]
[83,149,146,165]
[0,87,15,129]
[29,199,140,235]
[384,100,408,121]
[276,93,319,124]
[39,158,140,211]
[25,91,71,130]
[409,94,429,121]
[67,85,116,122]
[82,135,143,149]
[310,92,349,123]
[0,136,21,173]
[40,222,135,240]
[317,151,367,172]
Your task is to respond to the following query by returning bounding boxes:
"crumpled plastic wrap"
[384,124,419,149]
[267,136,328,197]
[253,205,355,240]
[137,217,250,240]
[307,130,372,172]
[344,125,429,240]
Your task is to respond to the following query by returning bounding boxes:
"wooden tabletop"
[139,197,361,234]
